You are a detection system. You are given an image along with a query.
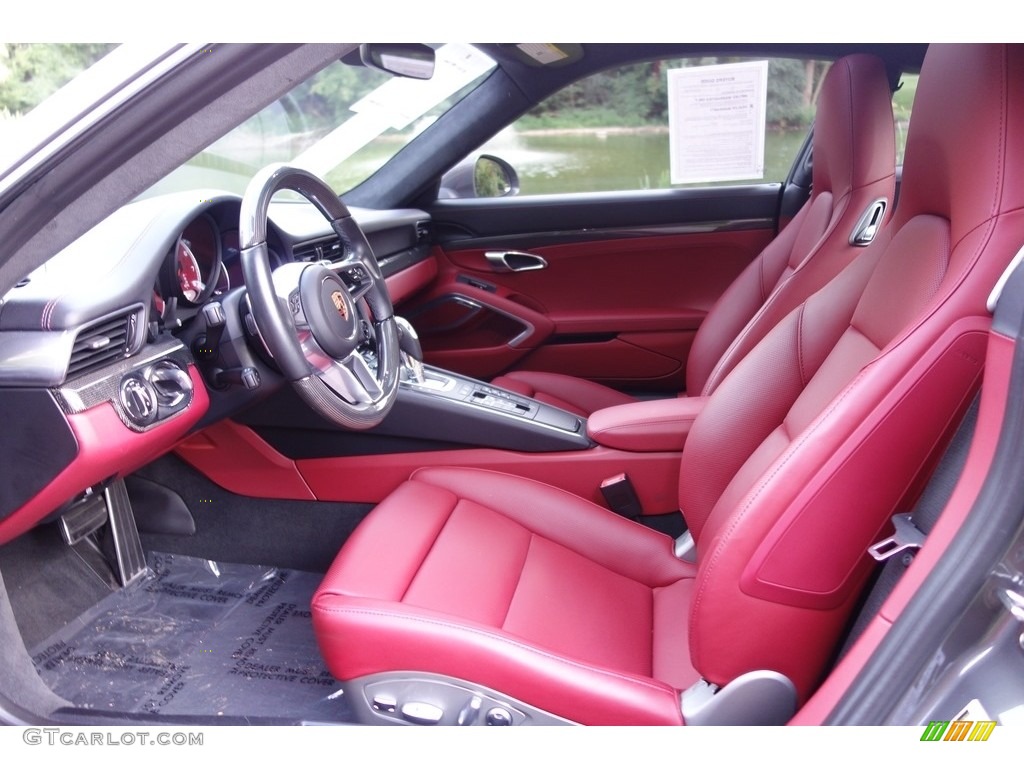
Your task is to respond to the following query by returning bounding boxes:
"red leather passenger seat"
[313,45,1024,725]
[492,53,897,415]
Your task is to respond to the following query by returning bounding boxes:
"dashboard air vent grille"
[294,238,345,263]
[68,311,136,378]
[415,221,432,242]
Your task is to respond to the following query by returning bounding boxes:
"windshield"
[140,44,496,200]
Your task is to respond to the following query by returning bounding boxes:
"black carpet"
[134,455,373,573]
[0,525,113,650]
[30,551,352,722]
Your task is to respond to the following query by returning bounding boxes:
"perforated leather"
[314,469,697,725]
[313,45,1024,724]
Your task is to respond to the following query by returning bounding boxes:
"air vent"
[67,311,137,379]
[294,238,345,263]
[292,242,320,262]
[415,221,432,243]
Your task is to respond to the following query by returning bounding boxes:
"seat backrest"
[678,44,1024,700]
[686,54,896,396]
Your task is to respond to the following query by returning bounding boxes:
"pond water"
[476,128,809,196]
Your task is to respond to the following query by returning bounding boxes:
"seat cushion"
[312,467,698,725]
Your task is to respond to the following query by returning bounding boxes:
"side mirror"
[359,44,435,80]
[439,155,520,199]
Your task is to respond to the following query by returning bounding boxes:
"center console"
[391,365,591,453]
[369,315,590,453]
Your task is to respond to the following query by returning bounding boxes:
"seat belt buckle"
[600,473,643,520]
[868,513,926,562]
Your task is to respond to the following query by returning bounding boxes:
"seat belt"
[839,393,981,658]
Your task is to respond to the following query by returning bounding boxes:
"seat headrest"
[813,54,895,196]
[897,44,1024,244]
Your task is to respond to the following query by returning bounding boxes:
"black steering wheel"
[238,164,400,430]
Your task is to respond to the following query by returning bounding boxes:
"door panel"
[398,185,783,391]
[515,332,689,385]
[406,279,555,378]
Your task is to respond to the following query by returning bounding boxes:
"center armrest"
[586,397,708,452]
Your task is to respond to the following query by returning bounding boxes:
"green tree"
[297,62,388,131]
[521,56,824,131]
[0,44,116,115]
[767,58,824,129]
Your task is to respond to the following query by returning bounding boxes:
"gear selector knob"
[394,316,425,383]
[394,316,422,360]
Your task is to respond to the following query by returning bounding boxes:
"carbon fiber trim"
[293,319,400,430]
[53,339,195,432]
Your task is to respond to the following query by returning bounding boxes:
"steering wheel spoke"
[334,260,375,302]
[317,349,384,404]
[240,164,400,430]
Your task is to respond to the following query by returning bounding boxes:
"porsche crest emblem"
[330,290,349,320]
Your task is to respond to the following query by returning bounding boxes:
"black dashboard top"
[0,191,429,388]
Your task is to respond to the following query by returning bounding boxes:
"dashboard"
[0,191,436,544]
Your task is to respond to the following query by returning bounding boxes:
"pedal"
[61,480,147,588]
[59,490,108,545]
[104,478,148,587]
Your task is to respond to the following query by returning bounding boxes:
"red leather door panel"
[399,228,774,390]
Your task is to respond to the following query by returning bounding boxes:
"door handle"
[485,250,548,273]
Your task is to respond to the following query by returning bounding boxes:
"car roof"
[478,43,929,100]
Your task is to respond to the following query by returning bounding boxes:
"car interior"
[491,53,897,416]
[0,42,1022,727]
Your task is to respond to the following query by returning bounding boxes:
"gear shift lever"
[394,316,425,384]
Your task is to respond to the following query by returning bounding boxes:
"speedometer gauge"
[166,213,223,307]
[176,237,205,302]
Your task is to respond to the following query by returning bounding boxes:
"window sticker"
[667,60,768,184]
[516,44,570,65]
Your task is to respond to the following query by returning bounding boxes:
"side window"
[450,56,914,198]
[893,73,917,167]
[464,57,831,197]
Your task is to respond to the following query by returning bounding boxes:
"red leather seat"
[313,45,1024,724]
[492,53,897,416]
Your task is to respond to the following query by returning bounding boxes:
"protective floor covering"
[29,552,352,722]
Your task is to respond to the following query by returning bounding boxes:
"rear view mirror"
[359,44,435,80]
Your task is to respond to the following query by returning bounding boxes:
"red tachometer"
[176,238,204,302]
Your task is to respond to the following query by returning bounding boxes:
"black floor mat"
[29,552,352,722]
[134,454,372,573]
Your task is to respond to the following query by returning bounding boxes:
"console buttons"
[457,695,482,726]
[400,701,444,725]
[371,693,397,714]
[485,706,514,726]
[468,389,532,416]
